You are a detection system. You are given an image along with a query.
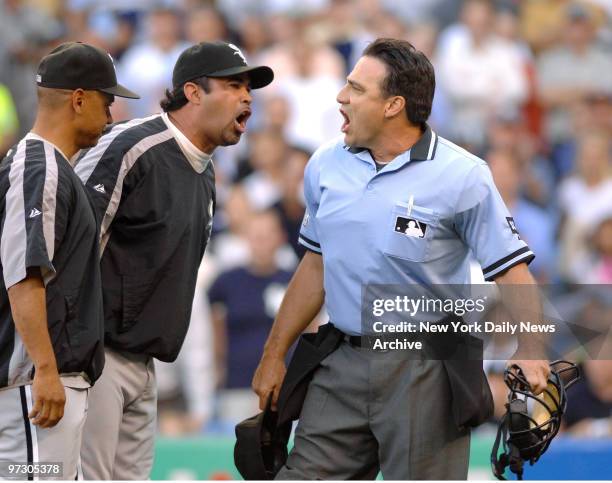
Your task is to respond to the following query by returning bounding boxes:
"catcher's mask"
[491,360,580,480]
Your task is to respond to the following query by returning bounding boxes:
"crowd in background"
[1,0,611,438]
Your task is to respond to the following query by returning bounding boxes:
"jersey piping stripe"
[0,139,28,289]
[19,386,34,480]
[482,246,531,275]
[298,235,322,253]
[25,385,39,469]
[41,142,59,283]
[298,233,320,248]
[483,250,535,281]
[426,131,437,160]
[74,114,159,184]
[99,129,175,255]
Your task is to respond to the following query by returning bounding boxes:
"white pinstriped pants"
[0,384,88,480]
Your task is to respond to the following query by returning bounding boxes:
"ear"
[384,96,406,119]
[71,89,86,114]
[183,82,202,105]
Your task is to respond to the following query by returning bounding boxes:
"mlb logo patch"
[395,216,426,238]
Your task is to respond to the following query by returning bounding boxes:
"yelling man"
[75,41,273,480]
[252,38,549,480]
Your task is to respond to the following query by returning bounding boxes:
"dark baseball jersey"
[75,114,216,362]
[0,133,105,390]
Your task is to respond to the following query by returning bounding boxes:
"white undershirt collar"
[161,112,212,174]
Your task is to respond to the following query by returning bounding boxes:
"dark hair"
[362,38,435,128]
[160,76,210,112]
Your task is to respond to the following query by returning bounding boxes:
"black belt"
[346,335,363,347]
[344,334,416,349]
[344,334,382,348]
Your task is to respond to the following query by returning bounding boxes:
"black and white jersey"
[0,134,105,390]
[75,114,216,362]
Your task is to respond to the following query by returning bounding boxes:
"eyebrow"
[347,79,365,90]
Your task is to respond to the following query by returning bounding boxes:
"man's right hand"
[252,353,286,411]
[29,368,66,428]
[251,252,325,411]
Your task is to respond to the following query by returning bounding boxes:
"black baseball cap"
[234,396,291,480]
[36,42,139,99]
[172,41,274,90]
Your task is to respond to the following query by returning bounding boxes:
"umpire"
[252,38,550,479]
[0,42,138,479]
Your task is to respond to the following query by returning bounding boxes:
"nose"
[106,107,113,125]
[242,86,252,105]
[336,83,348,104]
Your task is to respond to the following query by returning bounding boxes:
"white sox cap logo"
[228,43,247,64]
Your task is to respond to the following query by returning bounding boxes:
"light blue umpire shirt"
[298,126,535,335]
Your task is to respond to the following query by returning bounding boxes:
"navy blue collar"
[344,124,438,162]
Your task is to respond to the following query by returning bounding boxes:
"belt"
[343,334,399,353]
[344,334,380,348]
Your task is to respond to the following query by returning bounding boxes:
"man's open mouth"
[234,108,252,133]
[340,109,350,133]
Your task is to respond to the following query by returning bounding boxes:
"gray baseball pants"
[276,340,470,480]
[80,347,157,480]
[0,382,88,480]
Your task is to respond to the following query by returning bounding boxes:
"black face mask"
[491,360,580,480]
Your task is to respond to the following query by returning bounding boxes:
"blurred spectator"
[495,5,545,138]
[209,186,252,271]
[486,110,556,208]
[520,0,570,54]
[521,0,608,54]
[552,94,612,178]
[587,93,612,136]
[262,0,329,16]
[236,15,270,58]
[186,5,229,44]
[558,131,612,282]
[587,216,612,283]
[112,14,138,60]
[272,35,344,150]
[565,360,612,437]
[382,0,461,29]
[208,210,293,423]
[437,0,529,149]
[0,84,19,157]
[118,8,189,118]
[272,146,310,258]
[567,215,612,283]
[0,0,62,135]
[156,267,215,436]
[261,19,343,69]
[260,94,291,134]
[241,129,288,209]
[488,148,557,281]
[537,1,612,144]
